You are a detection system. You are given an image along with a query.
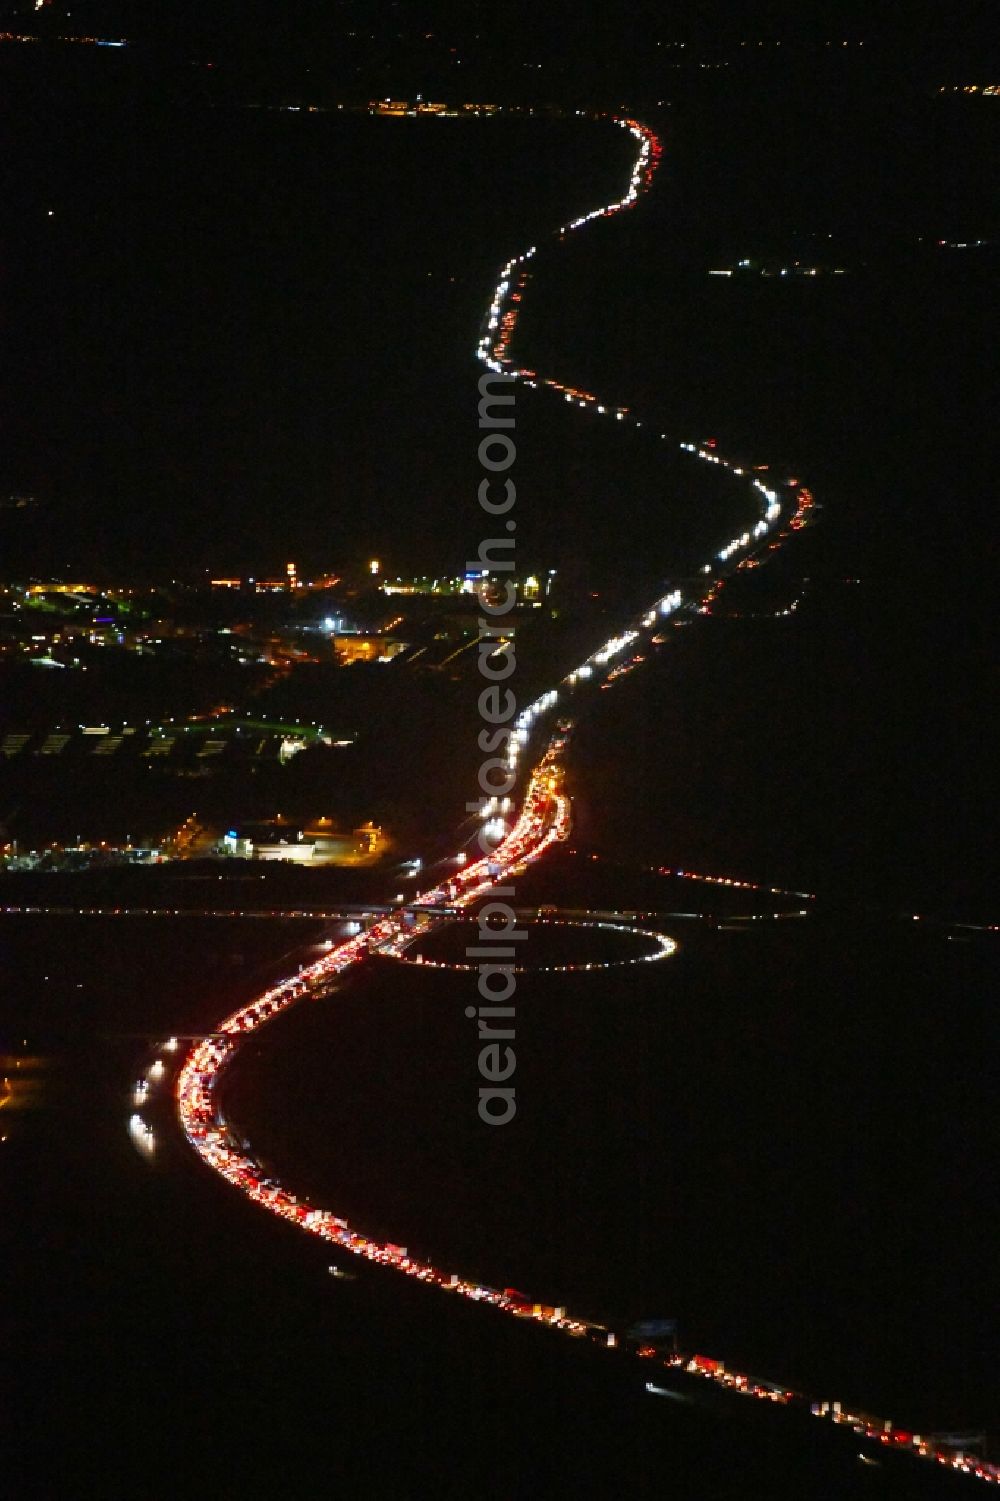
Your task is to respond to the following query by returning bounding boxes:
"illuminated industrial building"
[333,633,407,664]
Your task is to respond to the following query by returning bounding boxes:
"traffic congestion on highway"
[165,114,1000,1486]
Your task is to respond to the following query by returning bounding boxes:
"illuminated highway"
[158,114,1000,1486]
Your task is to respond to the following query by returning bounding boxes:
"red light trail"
[166,115,997,1486]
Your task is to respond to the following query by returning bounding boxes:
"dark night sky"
[4,0,999,70]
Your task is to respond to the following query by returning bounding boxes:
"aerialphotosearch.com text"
[466,370,527,1125]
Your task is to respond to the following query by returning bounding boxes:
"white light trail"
[169,111,995,1489]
